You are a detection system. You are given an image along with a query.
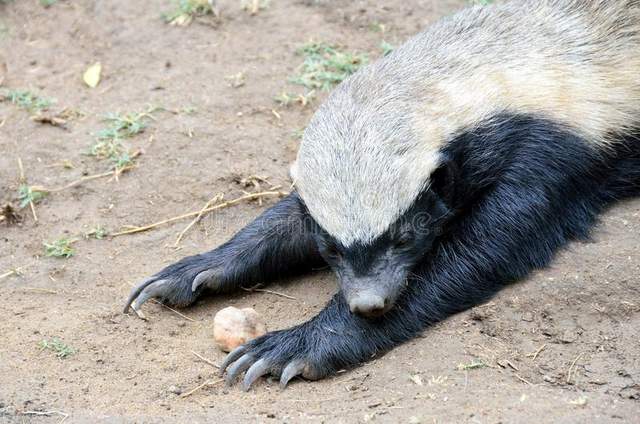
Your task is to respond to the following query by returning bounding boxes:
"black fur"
[314,188,450,316]
[126,114,640,387]
[124,192,324,309]
[227,115,640,381]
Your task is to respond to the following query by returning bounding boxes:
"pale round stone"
[213,306,267,352]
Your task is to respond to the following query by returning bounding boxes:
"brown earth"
[0,0,638,422]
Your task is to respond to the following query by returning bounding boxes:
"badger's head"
[292,71,456,318]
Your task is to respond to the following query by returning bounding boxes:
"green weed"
[456,360,487,371]
[18,184,47,208]
[102,110,152,138]
[369,22,388,33]
[44,238,76,258]
[290,42,367,91]
[3,89,54,113]
[179,106,197,115]
[85,225,108,240]
[380,40,394,56]
[292,128,305,140]
[90,108,156,170]
[39,338,75,359]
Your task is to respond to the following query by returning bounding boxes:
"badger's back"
[294,0,640,246]
[404,0,640,146]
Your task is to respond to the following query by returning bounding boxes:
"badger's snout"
[348,292,392,318]
[340,269,406,319]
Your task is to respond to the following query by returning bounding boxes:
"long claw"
[242,359,270,391]
[192,269,217,292]
[123,277,155,313]
[220,345,248,375]
[225,354,256,386]
[131,280,168,311]
[280,359,305,389]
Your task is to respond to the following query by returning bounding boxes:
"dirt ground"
[0,0,639,422]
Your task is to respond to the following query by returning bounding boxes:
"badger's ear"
[430,158,459,209]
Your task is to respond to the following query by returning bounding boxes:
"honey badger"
[125,0,640,390]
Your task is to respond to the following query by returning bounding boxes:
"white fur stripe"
[295,0,640,246]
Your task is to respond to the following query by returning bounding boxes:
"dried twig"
[40,166,135,193]
[29,199,37,221]
[22,287,58,294]
[174,193,224,246]
[111,190,287,237]
[17,157,26,180]
[527,344,546,361]
[566,352,585,384]
[191,350,220,368]
[125,281,196,321]
[0,266,24,280]
[21,410,69,424]
[150,299,196,322]
[514,373,533,385]
[241,285,297,300]
[180,378,224,398]
[0,270,15,280]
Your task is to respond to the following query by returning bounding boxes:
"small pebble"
[213,306,267,352]
[168,385,182,395]
[521,311,534,322]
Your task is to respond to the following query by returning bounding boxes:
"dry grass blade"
[43,166,135,193]
[527,344,546,361]
[0,266,24,280]
[180,378,224,398]
[150,299,196,322]
[566,352,585,384]
[241,285,297,300]
[112,190,287,237]
[21,410,69,424]
[22,287,58,294]
[191,350,220,368]
[174,193,224,246]
[514,373,533,385]
[0,270,15,280]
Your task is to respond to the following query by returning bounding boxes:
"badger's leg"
[124,192,324,312]
[221,176,604,390]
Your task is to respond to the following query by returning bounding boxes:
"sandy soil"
[0,0,638,422]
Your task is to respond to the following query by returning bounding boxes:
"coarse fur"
[293,0,640,246]
[125,0,640,390]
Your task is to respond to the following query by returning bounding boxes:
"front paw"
[124,253,222,312]
[220,326,333,391]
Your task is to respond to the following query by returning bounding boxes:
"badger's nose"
[349,294,387,318]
